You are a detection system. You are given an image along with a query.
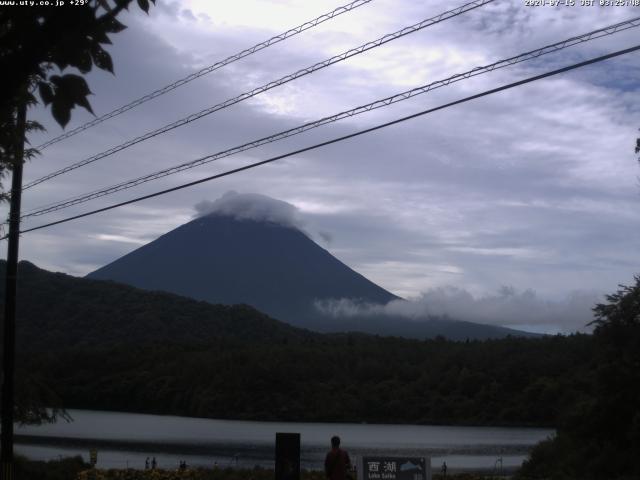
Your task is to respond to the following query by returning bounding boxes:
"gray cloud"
[315,287,601,334]
[318,231,333,246]
[194,191,305,230]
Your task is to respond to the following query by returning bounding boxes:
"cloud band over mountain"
[194,191,306,230]
[315,286,601,333]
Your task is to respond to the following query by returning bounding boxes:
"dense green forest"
[22,333,593,427]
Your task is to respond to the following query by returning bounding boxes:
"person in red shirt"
[325,436,351,480]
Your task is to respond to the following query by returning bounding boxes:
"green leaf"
[137,0,150,13]
[103,17,127,33]
[92,28,113,45]
[75,50,93,74]
[90,43,114,74]
[76,95,94,115]
[59,74,94,114]
[51,100,71,128]
[48,74,95,123]
[59,74,92,98]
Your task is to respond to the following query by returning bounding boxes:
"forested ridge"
[22,333,593,427]
[0,261,312,351]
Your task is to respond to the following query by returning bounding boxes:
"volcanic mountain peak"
[88,193,534,339]
[88,211,397,327]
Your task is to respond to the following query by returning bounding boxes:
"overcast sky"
[6,0,640,333]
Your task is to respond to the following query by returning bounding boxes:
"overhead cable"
[35,0,376,150]
[21,16,640,219]
[23,0,495,190]
[12,43,640,238]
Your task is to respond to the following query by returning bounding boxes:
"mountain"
[88,214,397,324]
[87,212,533,340]
[0,260,310,352]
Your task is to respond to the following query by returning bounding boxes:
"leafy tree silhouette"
[0,0,155,426]
[0,0,155,196]
[519,278,640,479]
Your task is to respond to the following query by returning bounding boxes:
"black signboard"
[275,432,300,480]
[360,457,431,480]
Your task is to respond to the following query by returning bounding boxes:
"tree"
[518,278,640,480]
[0,0,155,193]
[0,2,156,475]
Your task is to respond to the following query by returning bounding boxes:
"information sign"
[359,456,431,480]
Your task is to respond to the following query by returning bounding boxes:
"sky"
[5,0,640,333]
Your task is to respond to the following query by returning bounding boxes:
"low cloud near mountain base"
[316,286,601,334]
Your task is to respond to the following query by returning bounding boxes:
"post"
[275,433,300,480]
[1,101,27,480]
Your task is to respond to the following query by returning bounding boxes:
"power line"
[34,0,375,151]
[21,16,640,219]
[23,0,495,191]
[13,44,640,238]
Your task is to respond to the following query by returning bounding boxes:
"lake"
[16,410,554,473]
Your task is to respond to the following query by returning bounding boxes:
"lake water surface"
[16,410,554,473]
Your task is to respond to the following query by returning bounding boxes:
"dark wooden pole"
[1,100,27,480]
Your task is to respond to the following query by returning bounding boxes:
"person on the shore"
[441,461,447,477]
[151,457,157,470]
[325,436,351,480]
[145,457,149,470]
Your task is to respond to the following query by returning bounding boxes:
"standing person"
[151,457,157,470]
[325,436,351,480]
[441,461,447,477]
[145,457,150,470]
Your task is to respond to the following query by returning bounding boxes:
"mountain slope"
[88,214,398,327]
[0,260,310,351]
[87,213,533,339]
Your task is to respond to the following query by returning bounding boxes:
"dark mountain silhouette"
[0,260,310,352]
[87,213,533,339]
[88,214,396,324]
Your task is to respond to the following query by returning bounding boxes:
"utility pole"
[1,100,27,480]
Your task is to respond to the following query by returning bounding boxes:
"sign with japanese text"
[359,457,431,480]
